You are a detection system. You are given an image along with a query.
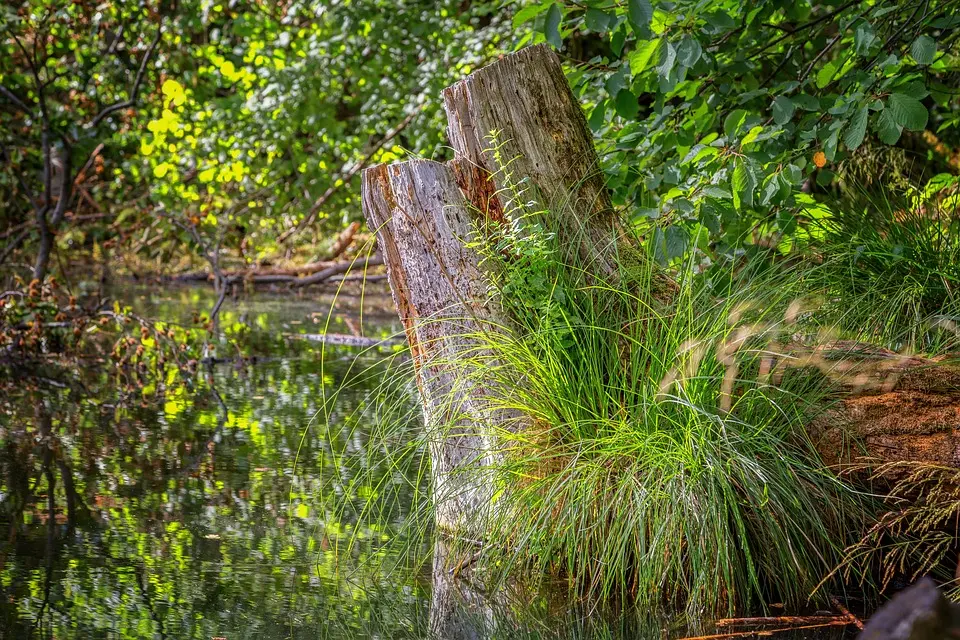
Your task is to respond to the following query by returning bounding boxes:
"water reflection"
[0,284,851,639]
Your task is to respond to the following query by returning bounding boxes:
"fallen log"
[170,254,385,287]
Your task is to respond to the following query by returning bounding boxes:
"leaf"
[663,225,688,261]
[676,35,702,67]
[544,3,563,49]
[585,8,612,32]
[792,94,820,111]
[610,26,627,56]
[614,89,639,119]
[723,109,748,139]
[854,21,876,56]
[816,61,838,89]
[887,93,928,131]
[910,35,936,65]
[589,101,606,132]
[844,106,868,150]
[605,68,627,97]
[875,108,903,145]
[628,0,653,34]
[657,41,677,78]
[513,3,550,28]
[732,159,756,210]
[741,125,763,146]
[629,39,662,75]
[772,96,795,125]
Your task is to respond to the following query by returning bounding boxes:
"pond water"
[0,283,853,639]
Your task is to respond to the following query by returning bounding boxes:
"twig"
[831,596,864,631]
[289,254,384,288]
[716,615,850,628]
[681,620,851,640]
[0,84,33,112]
[90,24,163,127]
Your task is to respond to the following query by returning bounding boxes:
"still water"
[0,284,851,639]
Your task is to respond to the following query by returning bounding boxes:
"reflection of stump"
[428,540,494,640]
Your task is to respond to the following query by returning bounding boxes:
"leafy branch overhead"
[516,0,960,261]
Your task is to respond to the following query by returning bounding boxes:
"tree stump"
[361,45,638,529]
[362,159,524,530]
[443,44,626,279]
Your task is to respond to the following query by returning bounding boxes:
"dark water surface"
[0,284,851,639]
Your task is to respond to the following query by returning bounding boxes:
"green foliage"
[462,225,865,616]
[516,0,960,260]
[804,177,960,352]
[1,0,510,278]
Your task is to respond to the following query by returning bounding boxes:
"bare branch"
[89,24,163,128]
[0,84,33,113]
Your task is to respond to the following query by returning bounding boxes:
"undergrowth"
[805,184,960,353]
[323,150,873,620]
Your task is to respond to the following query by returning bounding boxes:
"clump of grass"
[420,161,870,618]
[325,152,874,620]
[804,186,960,353]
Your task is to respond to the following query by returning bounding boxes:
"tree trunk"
[361,45,643,529]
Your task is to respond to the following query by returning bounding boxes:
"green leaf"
[732,159,756,210]
[610,26,627,56]
[585,8,612,33]
[723,109,748,139]
[657,41,677,78]
[887,93,928,131]
[741,125,763,146]
[588,101,607,132]
[513,3,550,28]
[614,89,639,119]
[676,35,702,68]
[544,3,563,49]
[628,0,653,34]
[843,106,868,150]
[792,94,820,111]
[875,108,903,145]
[854,21,876,56]
[910,35,936,65]
[605,68,627,97]
[816,61,838,89]
[629,39,662,75]
[772,96,795,125]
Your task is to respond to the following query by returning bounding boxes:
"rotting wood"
[811,354,960,469]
